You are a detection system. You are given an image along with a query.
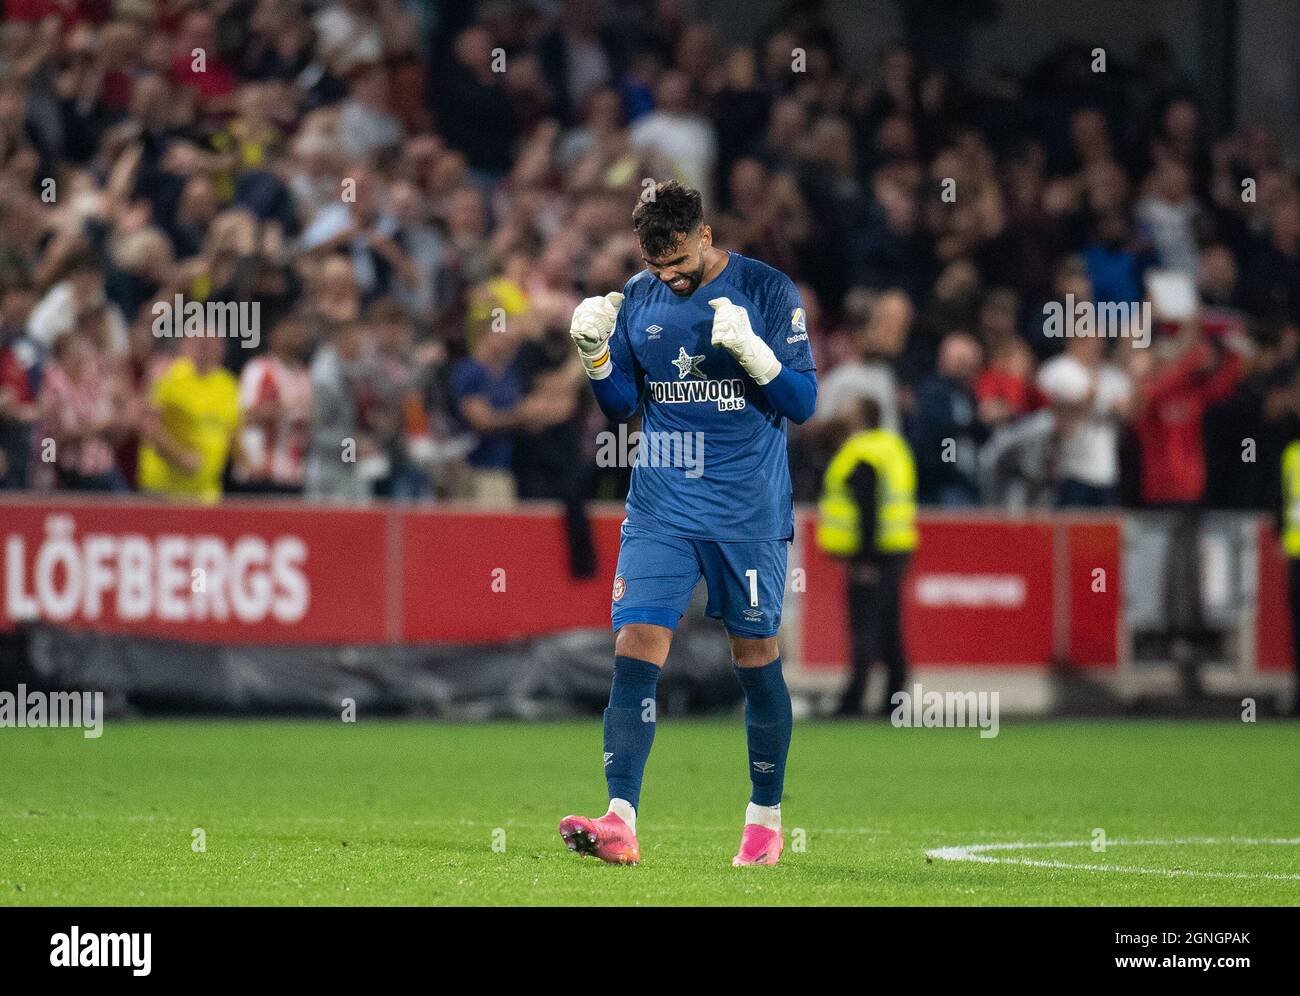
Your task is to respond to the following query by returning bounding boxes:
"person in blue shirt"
[557,181,817,867]
[447,330,523,504]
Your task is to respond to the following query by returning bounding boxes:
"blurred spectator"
[1205,321,1298,510]
[537,0,617,124]
[713,159,808,278]
[512,306,597,576]
[137,336,240,503]
[27,248,128,356]
[1131,325,1248,692]
[448,326,524,507]
[910,332,987,505]
[1082,210,1146,307]
[816,289,911,431]
[853,172,935,302]
[0,287,39,489]
[1133,325,1245,506]
[38,324,131,492]
[368,296,439,501]
[975,335,1037,431]
[1036,334,1132,506]
[313,0,385,76]
[628,69,716,204]
[338,63,404,162]
[1242,194,1300,323]
[233,315,313,495]
[305,318,389,502]
[973,288,1035,428]
[981,357,1091,508]
[437,25,518,177]
[1136,161,1201,278]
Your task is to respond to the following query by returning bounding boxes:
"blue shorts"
[610,521,790,639]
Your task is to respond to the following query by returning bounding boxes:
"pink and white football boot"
[558,811,641,865]
[732,823,784,866]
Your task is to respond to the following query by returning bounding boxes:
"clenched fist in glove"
[708,297,781,385]
[570,292,624,380]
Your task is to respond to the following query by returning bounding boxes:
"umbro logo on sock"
[752,761,775,773]
[603,752,614,767]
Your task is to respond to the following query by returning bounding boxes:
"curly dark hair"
[632,181,704,257]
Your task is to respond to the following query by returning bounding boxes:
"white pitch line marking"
[926,837,1300,881]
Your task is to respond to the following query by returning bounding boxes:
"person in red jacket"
[1133,322,1249,694]
[1135,324,1246,504]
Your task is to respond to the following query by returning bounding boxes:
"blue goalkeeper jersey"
[607,251,815,542]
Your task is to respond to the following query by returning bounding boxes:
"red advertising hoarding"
[799,515,1121,670]
[0,498,1132,669]
[1,499,392,644]
[399,508,623,643]
[1255,521,1293,673]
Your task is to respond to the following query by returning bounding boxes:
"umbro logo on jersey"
[646,324,663,337]
[752,761,775,773]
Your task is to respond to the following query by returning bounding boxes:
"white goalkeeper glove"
[570,292,624,380]
[708,297,781,385]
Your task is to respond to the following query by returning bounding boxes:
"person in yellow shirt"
[817,396,919,717]
[138,336,241,503]
[1278,439,1300,716]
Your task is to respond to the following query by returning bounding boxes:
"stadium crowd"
[1,0,1298,514]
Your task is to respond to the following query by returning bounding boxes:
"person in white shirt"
[628,70,717,206]
[26,252,129,358]
[1035,333,1132,506]
[1136,160,1200,277]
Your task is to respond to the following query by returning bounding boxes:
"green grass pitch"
[2,718,1297,905]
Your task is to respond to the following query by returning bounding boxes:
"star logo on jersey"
[671,345,706,380]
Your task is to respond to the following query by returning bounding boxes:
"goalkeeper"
[558,181,817,867]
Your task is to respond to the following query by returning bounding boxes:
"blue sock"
[734,657,792,807]
[603,656,661,811]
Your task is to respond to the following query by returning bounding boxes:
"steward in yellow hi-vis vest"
[1282,440,1300,557]
[1279,440,1300,715]
[816,397,916,717]
[817,429,918,556]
